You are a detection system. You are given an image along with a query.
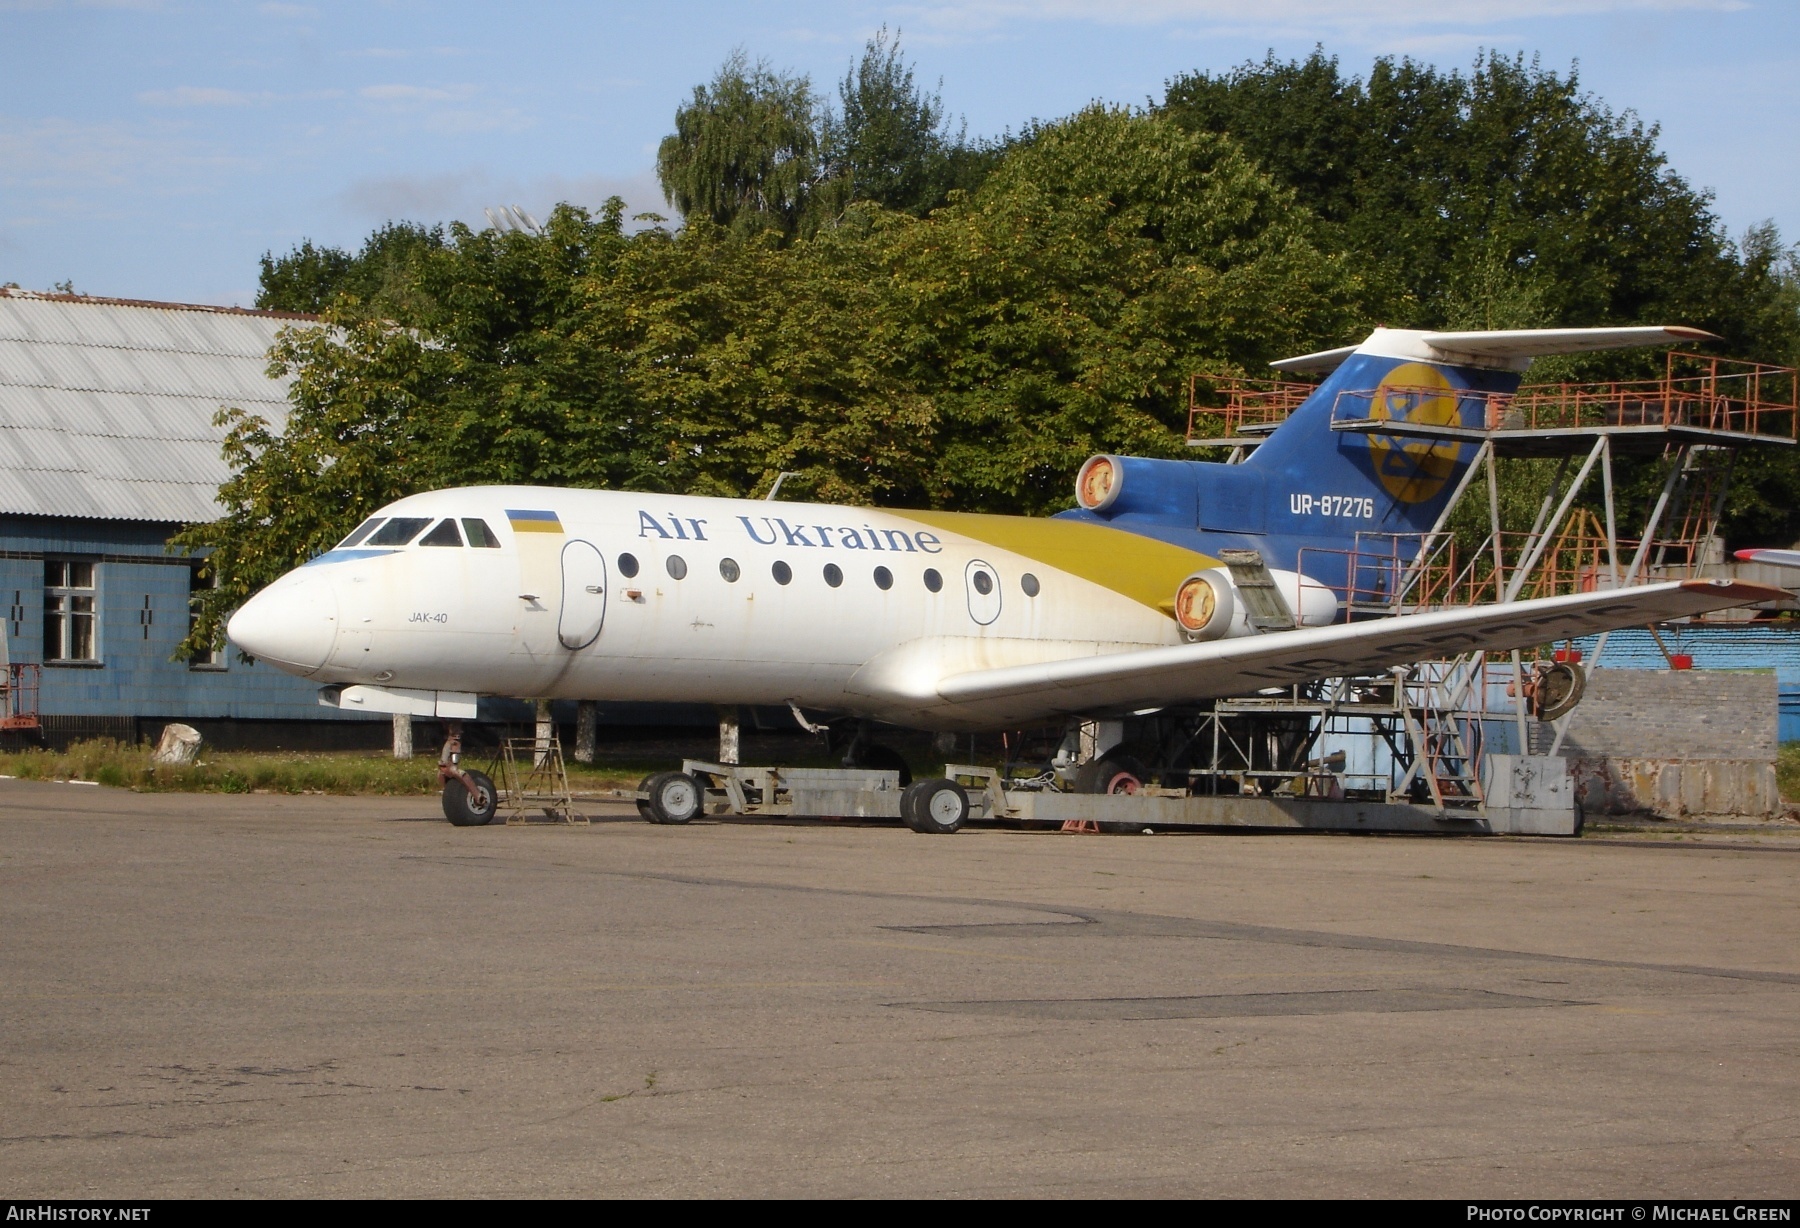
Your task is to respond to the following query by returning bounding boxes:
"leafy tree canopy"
[655,51,820,241]
[1163,50,1800,541]
[255,221,445,315]
[200,49,1800,654]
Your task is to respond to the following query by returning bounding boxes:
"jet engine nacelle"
[1171,567,1339,641]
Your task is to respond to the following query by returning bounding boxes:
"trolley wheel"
[634,773,658,822]
[903,777,969,834]
[1073,753,1146,795]
[642,771,703,825]
[442,769,498,826]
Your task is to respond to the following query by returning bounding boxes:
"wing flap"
[933,579,1780,722]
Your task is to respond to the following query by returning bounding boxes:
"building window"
[189,563,224,670]
[44,560,98,663]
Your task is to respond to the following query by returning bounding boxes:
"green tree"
[819,27,958,217]
[1162,50,1800,545]
[255,221,446,315]
[655,51,820,241]
[883,105,1356,513]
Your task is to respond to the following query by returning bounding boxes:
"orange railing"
[1327,353,1798,442]
[1497,353,1797,438]
[1296,510,1730,619]
[1187,374,1316,442]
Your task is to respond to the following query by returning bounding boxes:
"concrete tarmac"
[2,777,1799,1198]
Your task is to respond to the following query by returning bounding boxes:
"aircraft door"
[964,558,1002,626]
[558,540,608,649]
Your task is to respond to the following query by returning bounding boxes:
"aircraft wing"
[1736,548,1800,570]
[932,579,1780,725]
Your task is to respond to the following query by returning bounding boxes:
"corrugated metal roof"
[0,290,315,523]
[1573,625,1800,676]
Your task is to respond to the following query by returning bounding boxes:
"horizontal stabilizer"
[1418,326,1718,361]
[929,579,1781,728]
[1271,325,1719,375]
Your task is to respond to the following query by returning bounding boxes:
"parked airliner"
[226,325,1781,822]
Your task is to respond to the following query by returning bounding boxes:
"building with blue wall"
[0,289,383,746]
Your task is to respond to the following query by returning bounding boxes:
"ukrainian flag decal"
[506,509,563,534]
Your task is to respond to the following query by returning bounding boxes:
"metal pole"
[1625,447,1690,585]
[1600,435,1621,589]
[1549,446,1693,759]
[1395,438,1491,612]
[1486,445,1506,602]
[1505,435,1607,603]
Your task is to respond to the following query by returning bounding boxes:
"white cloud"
[342,45,467,59]
[896,0,1743,36]
[358,83,467,102]
[0,115,250,215]
[137,86,273,107]
[336,168,666,230]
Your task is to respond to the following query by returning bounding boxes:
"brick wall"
[1557,670,1778,819]
[1558,669,1775,760]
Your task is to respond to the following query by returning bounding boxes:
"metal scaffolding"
[1168,351,1799,811]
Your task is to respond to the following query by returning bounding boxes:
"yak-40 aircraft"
[228,324,1783,826]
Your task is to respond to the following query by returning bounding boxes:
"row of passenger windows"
[616,552,1041,596]
[338,516,501,549]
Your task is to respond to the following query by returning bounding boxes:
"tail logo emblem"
[1366,362,1464,505]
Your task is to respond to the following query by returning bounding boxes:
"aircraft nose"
[226,572,338,675]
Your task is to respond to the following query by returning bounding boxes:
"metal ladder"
[1218,549,1297,631]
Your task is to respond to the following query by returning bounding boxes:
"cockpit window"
[419,519,463,547]
[365,517,432,546]
[462,518,501,548]
[338,517,385,548]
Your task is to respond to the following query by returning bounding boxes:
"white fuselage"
[232,486,1293,729]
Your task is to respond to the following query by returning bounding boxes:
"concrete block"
[1569,757,1779,820]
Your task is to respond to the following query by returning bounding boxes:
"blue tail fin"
[1060,325,1711,596]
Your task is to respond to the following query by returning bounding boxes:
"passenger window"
[772,561,792,585]
[923,568,943,593]
[823,563,843,588]
[666,555,688,580]
[1021,572,1041,597]
[462,518,501,548]
[618,553,640,578]
[873,566,893,590]
[338,517,384,548]
[366,517,432,546]
[420,519,463,547]
[719,558,741,582]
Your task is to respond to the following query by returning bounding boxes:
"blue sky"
[3,0,1795,307]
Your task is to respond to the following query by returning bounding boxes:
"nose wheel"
[438,721,498,826]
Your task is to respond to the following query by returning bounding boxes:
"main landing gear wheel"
[442,769,498,826]
[902,778,969,834]
[641,771,703,825]
[1074,753,1146,795]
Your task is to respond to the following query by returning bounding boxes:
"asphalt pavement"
[3,777,1798,1198]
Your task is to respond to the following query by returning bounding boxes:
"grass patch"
[1779,744,1800,803]
[0,738,664,795]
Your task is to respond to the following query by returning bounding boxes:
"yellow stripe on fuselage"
[890,510,1217,612]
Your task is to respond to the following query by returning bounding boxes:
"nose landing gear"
[438,721,498,826]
